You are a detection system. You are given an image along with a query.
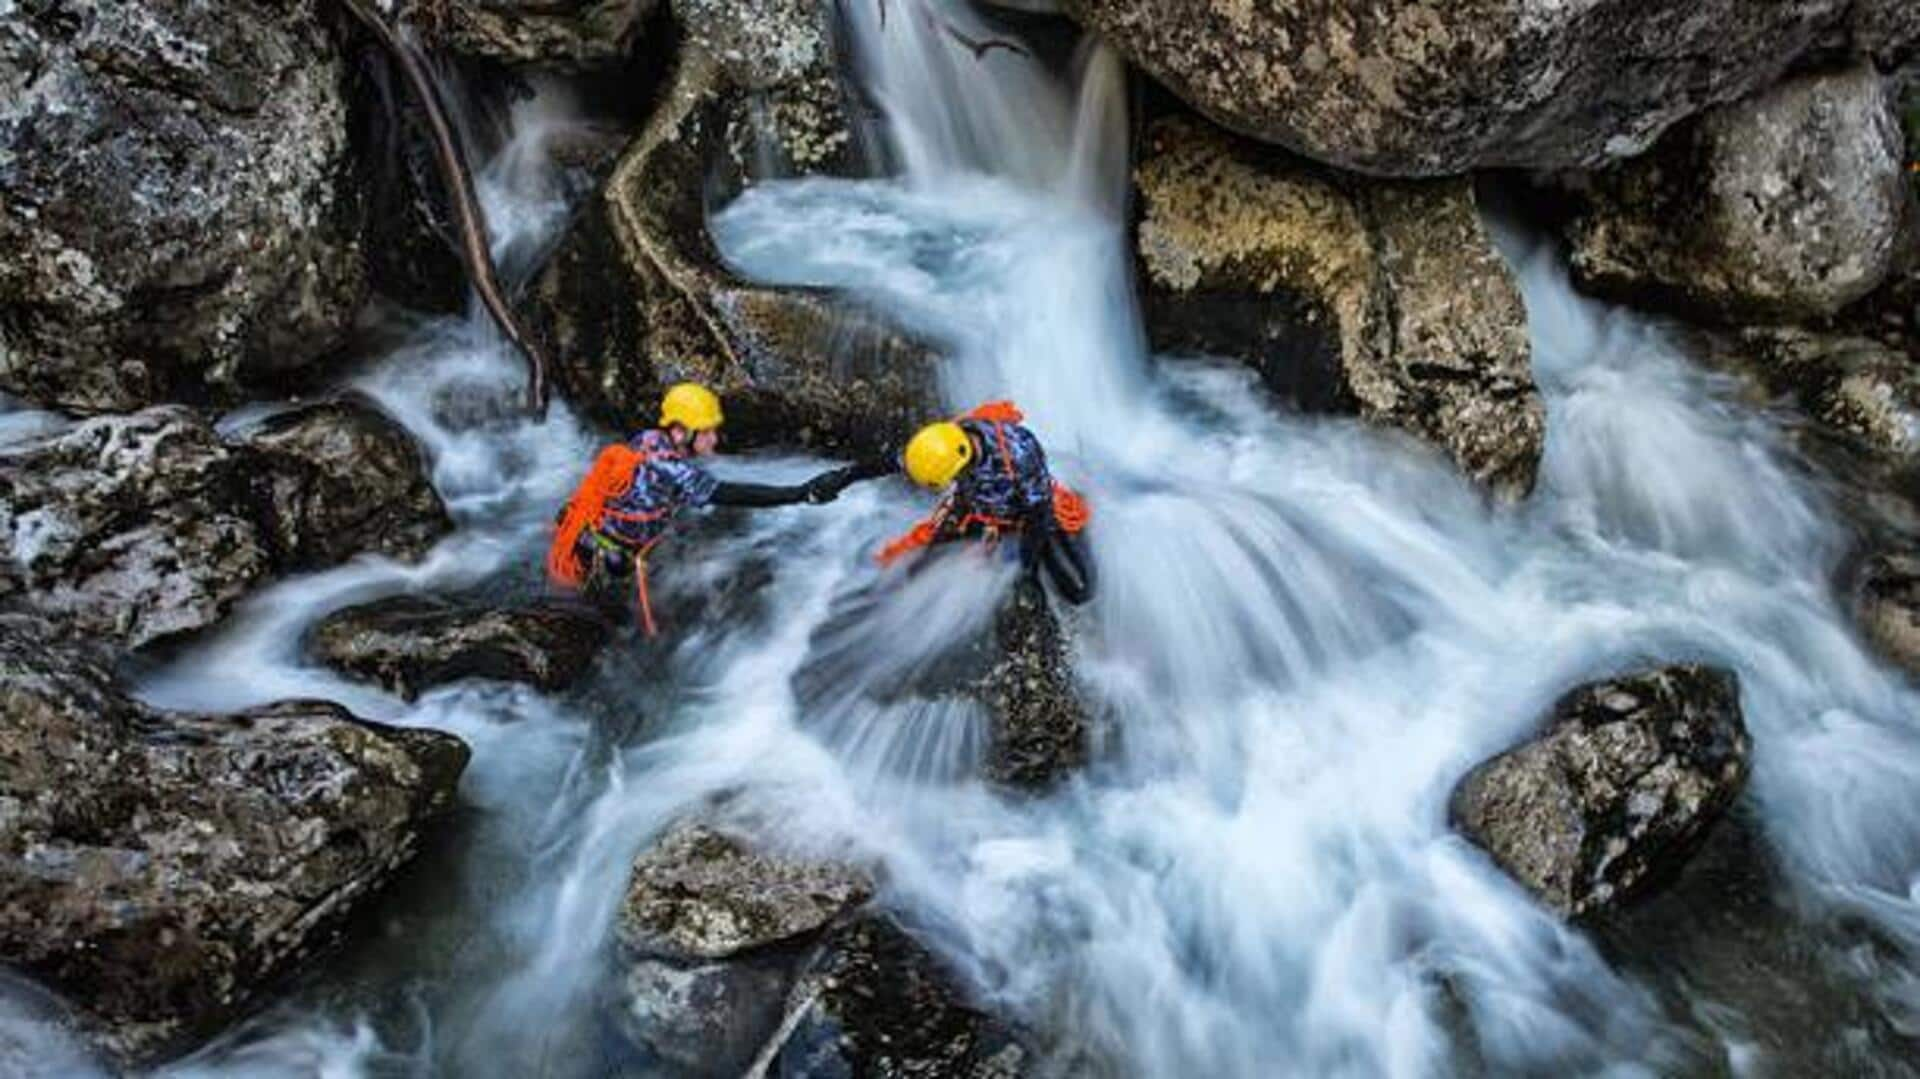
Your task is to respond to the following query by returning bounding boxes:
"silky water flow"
[7,2,1920,1076]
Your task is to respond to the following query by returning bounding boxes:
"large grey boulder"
[528,0,942,456]
[1565,63,1916,323]
[611,817,875,1076]
[1137,116,1542,498]
[0,616,469,1064]
[309,596,609,700]
[429,0,659,70]
[231,398,452,572]
[0,408,271,649]
[1061,0,1911,176]
[0,0,367,412]
[1450,666,1750,919]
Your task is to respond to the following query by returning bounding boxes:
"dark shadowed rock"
[1564,63,1915,323]
[527,0,943,456]
[431,0,658,70]
[618,819,874,964]
[0,408,270,649]
[1451,666,1750,919]
[1137,116,1542,498]
[0,0,367,412]
[769,916,1031,1079]
[232,398,451,571]
[979,580,1089,788]
[1852,552,1920,676]
[309,595,609,699]
[0,616,469,1064]
[1061,0,1910,176]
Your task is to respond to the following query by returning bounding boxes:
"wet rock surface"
[1564,63,1915,323]
[1061,0,1908,176]
[768,915,1032,1079]
[978,579,1090,788]
[0,0,367,412]
[1450,665,1750,919]
[1852,552,1920,676]
[429,0,658,70]
[232,398,452,571]
[0,615,469,1064]
[528,0,943,456]
[309,596,609,700]
[0,408,271,650]
[618,818,874,964]
[1137,116,1542,498]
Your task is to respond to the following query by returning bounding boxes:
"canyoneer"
[880,400,1094,604]
[547,383,865,634]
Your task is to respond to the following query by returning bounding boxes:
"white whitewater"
[7,2,1920,1076]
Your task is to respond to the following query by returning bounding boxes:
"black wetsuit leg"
[1040,529,1095,605]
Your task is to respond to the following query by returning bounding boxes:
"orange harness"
[877,401,1090,567]
[547,443,670,636]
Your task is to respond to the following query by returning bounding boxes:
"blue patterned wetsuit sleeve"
[1016,427,1053,513]
[663,459,719,508]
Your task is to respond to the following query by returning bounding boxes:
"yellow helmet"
[903,421,974,488]
[659,382,723,431]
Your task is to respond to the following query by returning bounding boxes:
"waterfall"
[14,1,1920,1075]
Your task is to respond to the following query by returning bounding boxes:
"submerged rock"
[1137,116,1542,498]
[431,0,658,70]
[0,0,367,411]
[232,398,452,571]
[0,616,469,1064]
[0,408,270,649]
[528,0,941,455]
[308,596,609,700]
[1450,666,1750,919]
[1061,0,1907,176]
[1564,63,1915,323]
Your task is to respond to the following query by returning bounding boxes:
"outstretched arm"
[709,465,871,508]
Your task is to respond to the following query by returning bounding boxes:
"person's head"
[659,382,724,456]
[903,420,975,490]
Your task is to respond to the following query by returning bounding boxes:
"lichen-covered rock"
[1450,666,1750,919]
[527,0,941,456]
[769,916,1032,1079]
[232,398,452,571]
[1061,0,1909,176]
[1724,327,1920,461]
[429,0,658,70]
[1565,63,1915,323]
[0,616,469,1064]
[618,819,874,964]
[0,408,270,649]
[308,596,608,699]
[0,0,367,412]
[1137,117,1542,497]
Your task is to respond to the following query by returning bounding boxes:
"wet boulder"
[978,579,1090,788]
[0,615,469,1064]
[767,915,1033,1079]
[527,0,942,456]
[429,0,658,70]
[308,596,608,699]
[1061,0,1908,176]
[1450,665,1750,919]
[611,817,874,1076]
[231,398,452,572]
[1851,552,1920,676]
[1564,63,1916,324]
[0,408,271,649]
[0,0,367,412]
[1137,116,1542,498]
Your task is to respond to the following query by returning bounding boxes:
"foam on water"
[11,2,1920,1075]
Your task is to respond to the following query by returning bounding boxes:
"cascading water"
[14,1,1920,1075]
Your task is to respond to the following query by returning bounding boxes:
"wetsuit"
[939,419,1094,605]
